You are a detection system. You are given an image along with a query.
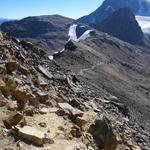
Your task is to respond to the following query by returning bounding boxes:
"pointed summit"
[96,8,144,45]
[78,0,150,25]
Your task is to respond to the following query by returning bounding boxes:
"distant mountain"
[0,15,74,54]
[0,18,16,24]
[95,8,144,45]
[78,0,150,25]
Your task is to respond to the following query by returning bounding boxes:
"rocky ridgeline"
[0,31,149,150]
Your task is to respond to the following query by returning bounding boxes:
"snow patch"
[78,30,93,41]
[48,55,54,61]
[68,24,94,42]
[68,24,77,41]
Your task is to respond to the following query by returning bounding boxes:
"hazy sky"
[0,0,104,19]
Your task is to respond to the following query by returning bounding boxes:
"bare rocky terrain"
[55,31,150,133]
[0,23,150,150]
[1,0,150,149]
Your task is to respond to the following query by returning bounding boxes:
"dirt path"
[78,62,104,76]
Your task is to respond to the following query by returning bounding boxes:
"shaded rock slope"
[0,28,150,150]
[0,15,74,55]
[95,8,144,45]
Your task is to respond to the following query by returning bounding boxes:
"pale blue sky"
[0,0,104,19]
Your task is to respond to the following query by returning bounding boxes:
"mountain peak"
[95,7,144,45]
[78,0,150,25]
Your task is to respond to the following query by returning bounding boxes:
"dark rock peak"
[96,8,144,45]
[78,0,140,25]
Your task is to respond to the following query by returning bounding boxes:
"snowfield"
[68,24,94,42]
[136,16,150,34]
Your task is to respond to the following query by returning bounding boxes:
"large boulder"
[88,117,120,150]
[11,126,48,146]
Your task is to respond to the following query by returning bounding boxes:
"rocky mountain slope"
[0,11,148,54]
[0,27,150,150]
[0,15,74,55]
[54,29,150,140]
[94,8,144,45]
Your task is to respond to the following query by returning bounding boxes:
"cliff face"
[78,0,141,25]
[95,8,144,45]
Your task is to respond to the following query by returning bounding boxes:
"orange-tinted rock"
[12,126,47,146]
[18,65,30,75]
[5,61,30,75]
[5,61,19,73]
[0,76,17,97]
[13,90,30,109]
[0,78,10,97]
[75,116,88,128]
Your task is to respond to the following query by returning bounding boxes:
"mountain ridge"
[0,15,74,55]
